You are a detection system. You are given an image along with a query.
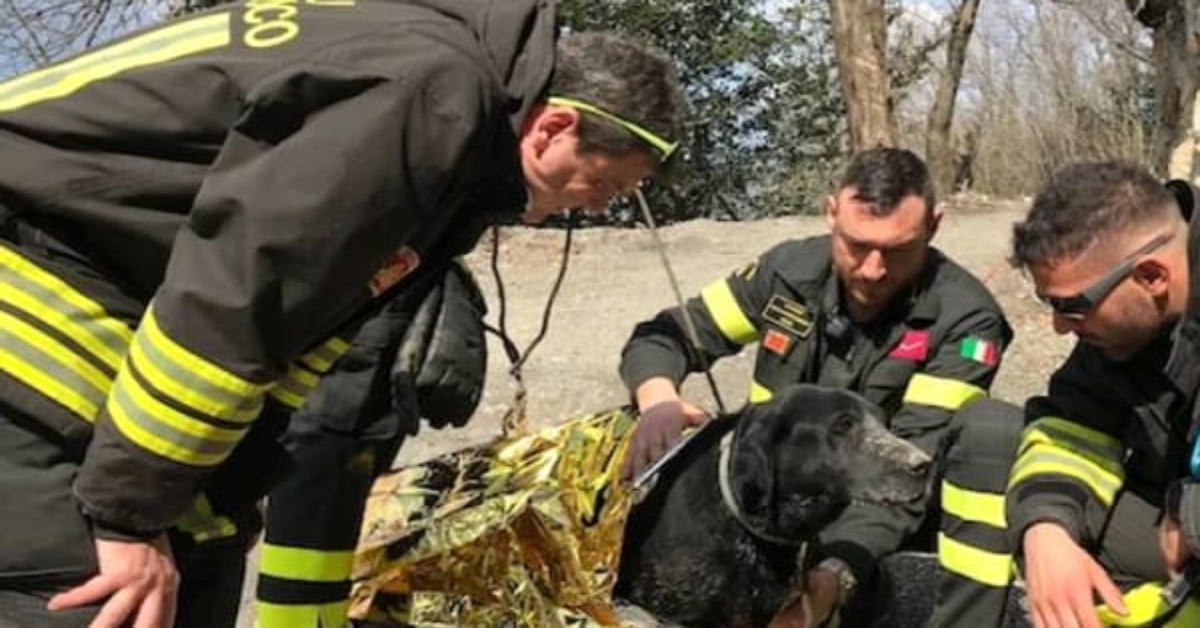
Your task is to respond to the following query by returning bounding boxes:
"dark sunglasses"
[1038,233,1171,319]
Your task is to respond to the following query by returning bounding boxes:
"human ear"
[927,205,944,240]
[1133,258,1170,297]
[824,196,838,230]
[530,106,580,150]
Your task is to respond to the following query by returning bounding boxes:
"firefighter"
[617,147,1017,628]
[1006,161,1200,628]
[0,1,685,626]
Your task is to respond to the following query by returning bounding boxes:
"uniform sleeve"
[1005,349,1129,549]
[619,251,777,392]
[813,306,1012,584]
[74,52,496,535]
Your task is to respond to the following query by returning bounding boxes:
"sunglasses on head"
[546,96,678,163]
[1038,232,1171,319]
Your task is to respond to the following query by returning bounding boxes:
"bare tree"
[962,1,1148,195]
[925,0,982,194]
[829,0,896,150]
[1126,0,1198,181]
[0,0,167,76]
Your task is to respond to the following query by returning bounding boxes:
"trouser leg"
[257,427,403,628]
[173,542,248,628]
[928,399,1024,628]
[0,409,100,628]
[170,412,289,628]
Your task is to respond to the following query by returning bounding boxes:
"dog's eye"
[831,414,856,437]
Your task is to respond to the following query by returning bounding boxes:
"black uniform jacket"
[0,0,555,534]
[1008,200,1200,548]
[620,234,1012,583]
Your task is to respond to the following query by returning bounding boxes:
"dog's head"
[729,384,931,541]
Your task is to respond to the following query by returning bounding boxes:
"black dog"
[615,384,931,628]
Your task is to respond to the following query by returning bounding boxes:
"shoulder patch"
[889,330,930,362]
[761,329,792,355]
[369,246,421,296]
[960,336,999,366]
[761,295,813,339]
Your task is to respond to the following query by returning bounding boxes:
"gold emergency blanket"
[349,407,639,627]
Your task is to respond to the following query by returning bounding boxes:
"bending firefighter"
[0,1,684,627]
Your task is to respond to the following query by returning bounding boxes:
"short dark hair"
[550,33,683,165]
[837,148,936,217]
[1011,161,1179,268]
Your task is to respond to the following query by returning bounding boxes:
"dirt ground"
[401,196,1072,464]
[237,197,1073,625]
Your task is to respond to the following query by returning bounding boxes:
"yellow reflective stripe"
[1097,582,1173,626]
[256,600,350,628]
[0,342,103,420]
[285,363,320,390]
[136,306,267,422]
[0,13,231,112]
[298,336,351,372]
[748,381,773,404]
[0,244,132,368]
[1011,417,1126,505]
[268,359,325,409]
[1010,448,1123,506]
[271,335,350,409]
[1024,417,1123,473]
[117,362,245,443]
[0,308,111,397]
[941,480,1006,529]
[107,371,241,466]
[902,373,985,411]
[174,495,237,543]
[937,532,1012,587]
[700,279,757,345]
[267,386,305,410]
[260,544,354,583]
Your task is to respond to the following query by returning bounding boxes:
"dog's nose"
[907,458,932,478]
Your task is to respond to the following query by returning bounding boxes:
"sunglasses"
[1038,232,1171,319]
[546,96,678,162]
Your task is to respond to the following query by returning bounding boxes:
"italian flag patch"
[960,336,998,366]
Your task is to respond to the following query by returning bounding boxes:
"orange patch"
[762,329,791,355]
[369,246,421,295]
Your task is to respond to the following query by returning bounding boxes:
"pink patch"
[889,330,930,362]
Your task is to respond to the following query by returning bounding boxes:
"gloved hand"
[392,262,488,430]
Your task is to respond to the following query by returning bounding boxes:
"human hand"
[768,568,840,628]
[1160,509,1189,576]
[48,535,178,628]
[1023,522,1125,628]
[621,378,708,481]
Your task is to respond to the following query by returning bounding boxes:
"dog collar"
[718,430,807,547]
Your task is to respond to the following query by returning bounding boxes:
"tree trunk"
[1133,0,1199,183]
[829,0,895,151]
[925,0,982,196]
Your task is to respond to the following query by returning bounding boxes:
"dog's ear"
[732,407,776,517]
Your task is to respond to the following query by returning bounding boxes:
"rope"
[484,216,576,436]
